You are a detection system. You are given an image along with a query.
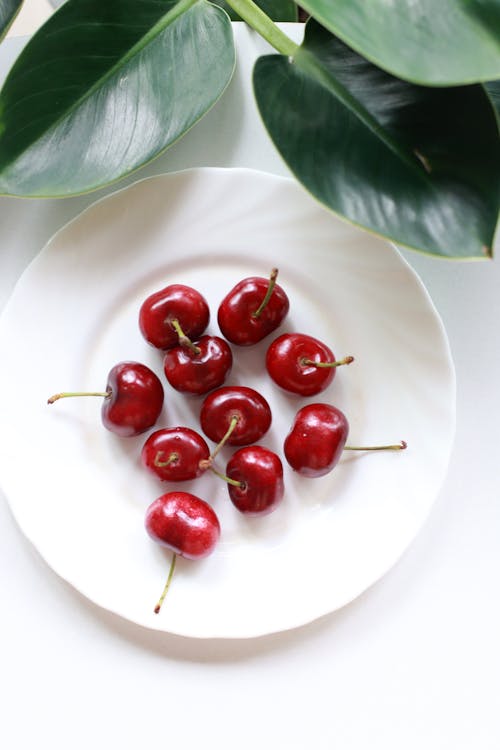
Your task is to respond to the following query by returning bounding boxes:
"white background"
[1,13,499,750]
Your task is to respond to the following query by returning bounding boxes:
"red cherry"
[142,427,210,481]
[200,386,272,446]
[145,491,220,559]
[163,335,233,395]
[266,333,354,396]
[139,284,209,350]
[145,491,221,613]
[284,403,349,477]
[225,446,284,516]
[285,403,407,477]
[218,268,289,346]
[47,361,164,437]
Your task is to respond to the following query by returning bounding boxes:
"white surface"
[0,19,499,750]
[0,168,455,637]
[5,0,52,37]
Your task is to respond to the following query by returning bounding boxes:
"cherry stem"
[252,267,278,319]
[208,464,244,488]
[199,415,243,484]
[47,390,111,404]
[154,451,179,468]
[300,355,354,369]
[170,318,201,355]
[344,440,407,452]
[154,553,177,614]
[200,415,239,471]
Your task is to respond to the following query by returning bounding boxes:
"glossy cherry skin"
[266,333,337,396]
[163,336,233,395]
[226,446,284,516]
[102,362,164,437]
[145,491,220,559]
[217,275,289,346]
[142,427,210,482]
[139,284,210,350]
[284,403,349,477]
[200,386,272,446]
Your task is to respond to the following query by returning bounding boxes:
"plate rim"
[0,166,456,639]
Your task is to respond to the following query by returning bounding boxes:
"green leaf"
[299,0,500,85]
[0,0,23,41]
[0,0,235,197]
[214,0,297,22]
[485,81,500,119]
[253,20,500,258]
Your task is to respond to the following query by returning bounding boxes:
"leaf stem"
[223,0,299,57]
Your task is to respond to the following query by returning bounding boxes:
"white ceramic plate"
[0,168,455,638]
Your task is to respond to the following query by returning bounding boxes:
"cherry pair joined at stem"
[139,283,232,395]
[141,385,273,482]
[141,287,232,395]
[142,388,283,518]
[139,269,288,394]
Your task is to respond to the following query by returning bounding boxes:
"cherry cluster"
[48,269,406,613]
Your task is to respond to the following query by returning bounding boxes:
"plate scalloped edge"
[0,167,456,639]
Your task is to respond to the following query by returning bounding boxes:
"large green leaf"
[0,0,235,197]
[214,0,296,22]
[485,81,500,119]
[0,0,23,41]
[253,20,500,258]
[299,0,500,85]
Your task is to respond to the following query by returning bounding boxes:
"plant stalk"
[223,0,299,57]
